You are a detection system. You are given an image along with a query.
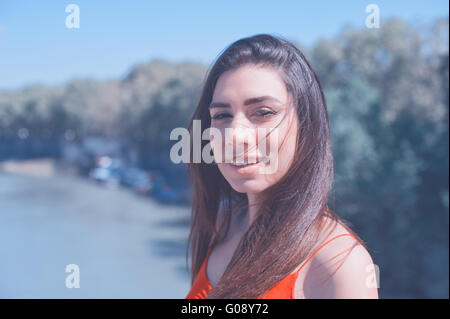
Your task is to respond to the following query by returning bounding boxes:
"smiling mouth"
[230,161,261,168]
[229,157,269,167]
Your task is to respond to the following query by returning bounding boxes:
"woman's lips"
[228,160,266,174]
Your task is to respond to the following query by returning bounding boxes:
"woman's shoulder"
[315,217,361,256]
[291,218,356,275]
[293,217,378,298]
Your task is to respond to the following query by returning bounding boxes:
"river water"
[0,171,191,298]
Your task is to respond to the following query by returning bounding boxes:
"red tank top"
[186,233,356,299]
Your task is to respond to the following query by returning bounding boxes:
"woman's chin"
[228,179,268,194]
[217,163,274,194]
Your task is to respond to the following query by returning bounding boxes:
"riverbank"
[0,169,191,298]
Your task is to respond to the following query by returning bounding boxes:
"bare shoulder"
[293,218,379,299]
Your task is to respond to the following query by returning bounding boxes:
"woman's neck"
[240,192,261,231]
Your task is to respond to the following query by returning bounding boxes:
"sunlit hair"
[186,33,367,298]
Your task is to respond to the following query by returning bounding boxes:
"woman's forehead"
[212,65,289,106]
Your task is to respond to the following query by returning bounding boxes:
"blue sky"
[0,0,448,90]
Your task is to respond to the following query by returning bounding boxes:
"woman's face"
[209,64,299,196]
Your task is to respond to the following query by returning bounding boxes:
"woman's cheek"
[210,127,226,163]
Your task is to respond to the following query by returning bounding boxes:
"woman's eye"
[211,112,232,120]
[255,109,277,118]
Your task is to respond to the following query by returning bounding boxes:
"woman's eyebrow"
[209,95,281,109]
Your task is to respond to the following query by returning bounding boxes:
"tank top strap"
[293,233,357,276]
[288,233,358,298]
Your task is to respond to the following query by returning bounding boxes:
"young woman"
[185,34,378,299]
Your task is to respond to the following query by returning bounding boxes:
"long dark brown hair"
[185,33,367,298]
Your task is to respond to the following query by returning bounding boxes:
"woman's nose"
[228,114,253,142]
[226,116,257,158]
[232,126,255,146]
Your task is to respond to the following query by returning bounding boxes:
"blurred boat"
[120,167,154,195]
[89,156,123,188]
[151,175,186,205]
